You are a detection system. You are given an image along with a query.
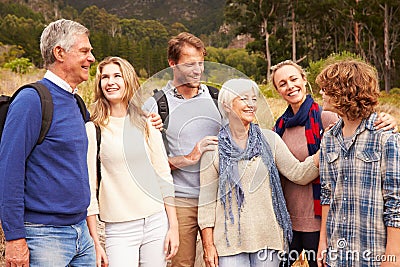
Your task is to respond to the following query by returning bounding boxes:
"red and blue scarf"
[273,95,323,217]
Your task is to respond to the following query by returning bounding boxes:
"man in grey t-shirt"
[143,32,221,267]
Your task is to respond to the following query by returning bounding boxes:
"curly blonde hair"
[316,60,380,121]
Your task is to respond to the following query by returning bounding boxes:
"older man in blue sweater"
[0,19,95,266]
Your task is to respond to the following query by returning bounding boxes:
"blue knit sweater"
[0,78,90,241]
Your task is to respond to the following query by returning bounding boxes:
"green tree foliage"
[224,0,400,89]
[0,45,25,66]
[205,47,264,80]
[4,57,34,74]
[1,0,399,89]
[307,51,363,94]
[0,14,44,66]
[0,2,44,22]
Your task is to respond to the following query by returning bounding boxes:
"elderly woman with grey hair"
[198,78,320,267]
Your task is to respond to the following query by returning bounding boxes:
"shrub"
[3,57,33,74]
[307,51,362,94]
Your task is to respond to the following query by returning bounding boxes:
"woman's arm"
[201,227,219,267]
[85,123,107,266]
[163,197,179,260]
[268,130,319,185]
[85,122,100,216]
[86,215,108,267]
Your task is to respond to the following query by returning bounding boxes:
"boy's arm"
[381,227,400,266]
[381,134,400,266]
[317,205,330,267]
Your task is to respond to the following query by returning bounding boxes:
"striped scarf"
[274,95,323,217]
[218,123,292,249]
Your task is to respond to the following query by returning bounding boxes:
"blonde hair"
[90,56,148,136]
[316,60,380,120]
[270,60,307,90]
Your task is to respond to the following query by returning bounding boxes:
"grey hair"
[40,19,89,68]
[218,78,260,124]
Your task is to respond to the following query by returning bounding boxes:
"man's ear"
[53,46,65,62]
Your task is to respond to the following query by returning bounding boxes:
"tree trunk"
[292,2,296,61]
[384,2,391,93]
[265,20,271,82]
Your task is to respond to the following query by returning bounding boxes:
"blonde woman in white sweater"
[86,56,179,267]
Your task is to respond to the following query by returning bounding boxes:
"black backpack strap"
[207,85,219,104]
[206,85,221,117]
[95,125,102,199]
[0,95,12,141]
[152,89,170,154]
[153,89,169,129]
[74,94,89,122]
[11,82,53,145]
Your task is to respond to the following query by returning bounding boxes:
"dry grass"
[0,68,398,266]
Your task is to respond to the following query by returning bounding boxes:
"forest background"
[0,0,399,265]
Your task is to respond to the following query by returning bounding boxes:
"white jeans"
[105,211,168,267]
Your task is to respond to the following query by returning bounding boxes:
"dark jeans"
[280,231,320,267]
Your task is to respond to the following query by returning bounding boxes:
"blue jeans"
[25,219,95,267]
[219,249,280,267]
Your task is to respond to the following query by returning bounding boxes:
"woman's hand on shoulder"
[375,112,398,132]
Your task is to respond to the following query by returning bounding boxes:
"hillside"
[64,0,225,35]
[0,0,225,35]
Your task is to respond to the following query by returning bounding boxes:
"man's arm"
[0,89,42,266]
[0,89,41,240]
[168,136,218,170]
[5,239,29,266]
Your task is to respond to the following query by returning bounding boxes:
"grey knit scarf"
[218,123,293,248]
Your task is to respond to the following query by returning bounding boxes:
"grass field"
[0,68,398,266]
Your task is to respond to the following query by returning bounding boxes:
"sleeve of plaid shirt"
[382,133,400,228]
[319,137,332,206]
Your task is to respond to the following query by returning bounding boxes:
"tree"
[0,14,44,65]
[4,57,34,74]
[225,0,285,81]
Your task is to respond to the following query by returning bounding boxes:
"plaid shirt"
[320,113,400,267]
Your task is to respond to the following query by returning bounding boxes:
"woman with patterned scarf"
[198,78,321,267]
[270,60,397,267]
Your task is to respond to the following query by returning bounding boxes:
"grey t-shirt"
[143,82,221,198]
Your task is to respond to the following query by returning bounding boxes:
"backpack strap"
[11,82,54,145]
[95,125,102,199]
[152,89,171,153]
[153,89,169,129]
[207,85,219,109]
[74,94,89,122]
[4,83,88,145]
